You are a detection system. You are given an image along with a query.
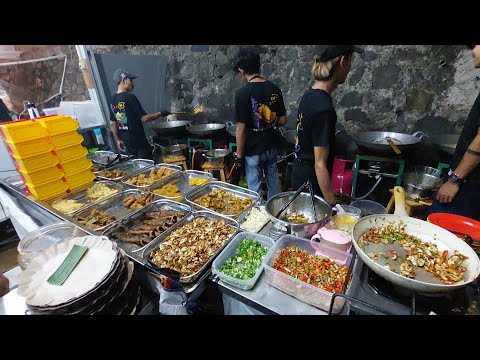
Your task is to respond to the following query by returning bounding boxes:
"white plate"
[17,236,118,307]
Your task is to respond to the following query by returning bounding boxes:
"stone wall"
[86,45,479,136]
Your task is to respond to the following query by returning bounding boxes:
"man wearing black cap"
[429,45,480,220]
[292,45,363,204]
[109,68,170,159]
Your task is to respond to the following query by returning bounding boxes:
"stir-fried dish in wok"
[358,223,469,285]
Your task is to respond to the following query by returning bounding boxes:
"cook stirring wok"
[429,45,480,220]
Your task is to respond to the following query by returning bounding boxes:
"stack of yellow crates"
[0,119,68,200]
[36,115,94,191]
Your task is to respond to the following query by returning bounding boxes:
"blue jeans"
[427,180,480,221]
[245,149,279,200]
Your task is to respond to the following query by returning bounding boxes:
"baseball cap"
[314,45,364,62]
[113,68,139,84]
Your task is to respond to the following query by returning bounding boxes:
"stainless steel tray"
[149,170,213,201]
[70,189,154,232]
[95,159,154,181]
[141,210,239,284]
[45,180,124,215]
[102,199,191,255]
[121,163,182,190]
[184,181,260,220]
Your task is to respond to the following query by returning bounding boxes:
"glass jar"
[17,222,79,270]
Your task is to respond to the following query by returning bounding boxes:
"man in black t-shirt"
[292,45,363,204]
[428,45,480,220]
[109,68,170,159]
[233,47,287,199]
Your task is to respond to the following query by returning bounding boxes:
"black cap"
[314,45,364,62]
[113,68,139,84]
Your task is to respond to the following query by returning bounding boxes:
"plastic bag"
[157,276,190,315]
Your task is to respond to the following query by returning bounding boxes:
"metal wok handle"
[412,131,428,140]
[225,121,234,127]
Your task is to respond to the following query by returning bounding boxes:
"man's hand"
[324,192,336,206]
[160,110,171,117]
[236,157,246,176]
[117,139,126,152]
[436,180,460,203]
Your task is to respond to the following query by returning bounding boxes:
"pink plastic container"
[331,157,354,195]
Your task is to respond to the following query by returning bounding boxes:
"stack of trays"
[17,236,141,315]
[0,119,68,200]
[37,116,94,191]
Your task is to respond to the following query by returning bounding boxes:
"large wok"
[186,123,225,137]
[351,188,480,293]
[430,134,460,155]
[151,120,191,136]
[354,131,422,156]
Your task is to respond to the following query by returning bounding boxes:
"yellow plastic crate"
[13,152,60,173]
[20,166,65,187]
[26,178,69,201]
[59,157,93,177]
[54,145,88,163]
[64,169,95,190]
[6,138,54,159]
[48,132,84,150]
[0,120,47,143]
[36,116,79,136]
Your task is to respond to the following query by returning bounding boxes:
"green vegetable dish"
[219,239,269,280]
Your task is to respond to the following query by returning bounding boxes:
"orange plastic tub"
[0,120,47,143]
[26,178,69,201]
[48,132,84,150]
[59,157,93,177]
[36,116,79,136]
[54,145,88,163]
[7,138,54,158]
[20,166,65,186]
[13,152,60,173]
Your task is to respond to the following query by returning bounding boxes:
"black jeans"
[126,144,154,160]
[291,159,321,196]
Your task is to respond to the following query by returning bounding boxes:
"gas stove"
[342,257,480,315]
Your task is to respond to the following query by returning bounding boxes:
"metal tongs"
[275,180,317,220]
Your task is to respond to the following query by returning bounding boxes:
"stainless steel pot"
[402,166,444,200]
[431,134,460,155]
[164,144,188,157]
[203,149,231,167]
[353,131,423,155]
[265,191,332,239]
[186,123,225,137]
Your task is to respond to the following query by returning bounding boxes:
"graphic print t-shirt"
[294,89,337,172]
[234,81,286,156]
[109,92,148,149]
[451,92,480,183]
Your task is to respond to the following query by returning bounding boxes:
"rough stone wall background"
[2,45,478,138]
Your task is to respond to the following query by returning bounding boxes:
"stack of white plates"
[17,236,141,315]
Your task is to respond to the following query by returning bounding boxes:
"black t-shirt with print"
[109,92,148,149]
[451,92,480,183]
[234,81,286,156]
[294,89,337,172]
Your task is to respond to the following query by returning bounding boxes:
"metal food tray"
[102,199,191,255]
[121,163,182,189]
[95,159,154,181]
[70,189,154,233]
[45,180,124,215]
[184,181,260,220]
[141,210,239,284]
[149,170,213,201]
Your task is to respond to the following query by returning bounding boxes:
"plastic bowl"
[350,200,387,217]
[17,222,79,270]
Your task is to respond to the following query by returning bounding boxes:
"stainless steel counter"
[212,221,327,315]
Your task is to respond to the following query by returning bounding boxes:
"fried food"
[85,183,118,201]
[149,217,234,277]
[51,199,85,214]
[77,209,116,229]
[153,184,181,199]
[122,193,154,210]
[125,168,175,186]
[189,177,208,186]
[193,189,252,216]
[98,169,126,179]
[285,212,309,224]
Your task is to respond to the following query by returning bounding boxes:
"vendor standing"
[429,45,480,220]
[109,68,170,159]
[292,45,363,205]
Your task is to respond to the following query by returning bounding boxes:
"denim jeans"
[245,148,279,200]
